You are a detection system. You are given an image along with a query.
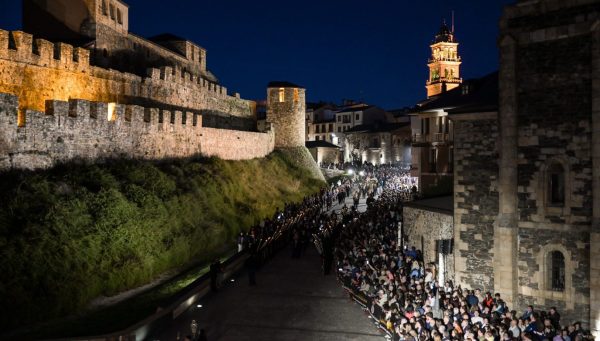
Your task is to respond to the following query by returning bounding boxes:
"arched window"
[547,163,565,206]
[548,251,565,291]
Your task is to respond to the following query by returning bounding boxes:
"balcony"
[426,77,463,86]
[428,56,462,63]
[433,133,449,143]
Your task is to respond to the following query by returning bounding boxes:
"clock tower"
[426,21,462,98]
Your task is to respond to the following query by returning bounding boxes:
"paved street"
[149,191,382,341]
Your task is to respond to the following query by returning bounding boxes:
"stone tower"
[266,82,306,148]
[426,21,462,98]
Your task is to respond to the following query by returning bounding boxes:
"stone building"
[23,0,215,82]
[343,122,412,166]
[445,0,600,335]
[305,140,341,166]
[306,103,338,144]
[335,103,387,162]
[403,196,454,285]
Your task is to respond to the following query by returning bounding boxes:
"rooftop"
[345,122,410,133]
[305,141,341,149]
[268,81,304,89]
[411,71,498,115]
[403,195,453,215]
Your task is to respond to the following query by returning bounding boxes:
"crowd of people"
[325,168,593,341]
[206,163,592,341]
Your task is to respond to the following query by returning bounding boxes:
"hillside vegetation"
[0,149,323,331]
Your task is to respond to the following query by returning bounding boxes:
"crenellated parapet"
[0,93,274,171]
[0,30,90,72]
[0,29,253,120]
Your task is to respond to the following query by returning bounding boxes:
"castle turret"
[426,21,462,98]
[266,82,306,148]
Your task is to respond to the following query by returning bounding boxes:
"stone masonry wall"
[513,29,592,328]
[402,205,454,282]
[499,0,598,331]
[0,93,274,170]
[266,87,306,148]
[0,30,254,123]
[452,116,499,293]
[200,127,274,160]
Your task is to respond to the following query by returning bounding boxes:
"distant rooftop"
[268,81,304,88]
[403,195,453,215]
[305,140,341,149]
[346,122,410,133]
[410,71,498,115]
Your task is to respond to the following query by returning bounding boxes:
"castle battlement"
[0,29,248,119]
[0,30,90,72]
[0,92,274,171]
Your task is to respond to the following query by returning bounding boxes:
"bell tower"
[426,20,462,98]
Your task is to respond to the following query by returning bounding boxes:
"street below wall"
[149,192,382,341]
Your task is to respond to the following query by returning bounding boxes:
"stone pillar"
[494,34,519,308]
[590,22,600,341]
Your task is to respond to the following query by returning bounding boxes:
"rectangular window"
[429,148,437,173]
[109,4,115,20]
[315,125,320,134]
[278,88,285,102]
[337,126,341,133]
[117,8,123,24]
[337,116,341,122]
[444,117,449,133]
[329,123,333,132]
[438,117,443,133]
[356,113,360,120]
[293,88,299,102]
[315,136,320,141]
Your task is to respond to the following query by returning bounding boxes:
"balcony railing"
[433,133,449,143]
[412,134,426,143]
[426,77,463,86]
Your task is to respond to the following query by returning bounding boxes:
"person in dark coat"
[209,259,222,292]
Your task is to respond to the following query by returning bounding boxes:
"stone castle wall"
[0,30,255,125]
[451,115,499,293]
[0,93,274,170]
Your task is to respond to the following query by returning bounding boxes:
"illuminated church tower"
[426,20,462,98]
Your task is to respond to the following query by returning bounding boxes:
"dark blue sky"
[0,0,513,109]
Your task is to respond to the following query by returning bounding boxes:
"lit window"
[548,163,565,206]
[107,102,117,121]
[278,88,285,102]
[548,251,565,291]
[293,88,299,102]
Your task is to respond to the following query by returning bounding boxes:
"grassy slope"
[0,149,323,332]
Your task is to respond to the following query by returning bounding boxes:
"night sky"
[0,0,514,109]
